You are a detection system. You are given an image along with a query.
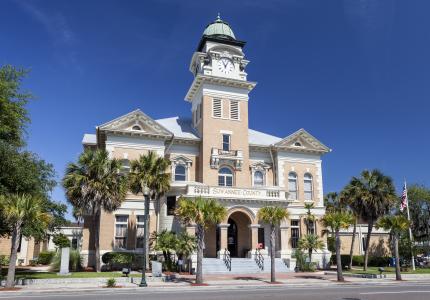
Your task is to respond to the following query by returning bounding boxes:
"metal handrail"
[223,248,231,271]
[254,248,264,271]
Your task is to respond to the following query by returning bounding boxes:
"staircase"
[202,257,291,274]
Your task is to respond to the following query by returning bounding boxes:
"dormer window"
[250,162,270,187]
[171,155,192,182]
[132,125,142,131]
[174,165,186,181]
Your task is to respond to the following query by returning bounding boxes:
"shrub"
[53,233,71,248]
[292,249,307,272]
[102,252,137,271]
[331,255,390,268]
[37,251,55,265]
[106,278,116,288]
[0,255,9,266]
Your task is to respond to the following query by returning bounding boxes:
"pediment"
[170,155,193,165]
[98,109,172,137]
[275,129,330,154]
[250,161,271,170]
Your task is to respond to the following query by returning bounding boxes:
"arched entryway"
[226,210,253,258]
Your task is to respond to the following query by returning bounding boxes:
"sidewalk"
[3,272,430,293]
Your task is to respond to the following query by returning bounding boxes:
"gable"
[98,109,172,137]
[275,129,330,154]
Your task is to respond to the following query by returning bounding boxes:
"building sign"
[186,184,287,201]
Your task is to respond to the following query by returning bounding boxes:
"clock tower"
[185,15,257,187]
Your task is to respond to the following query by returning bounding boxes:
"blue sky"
[1,0,429,219]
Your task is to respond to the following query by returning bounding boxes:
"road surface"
[1,282,430,300]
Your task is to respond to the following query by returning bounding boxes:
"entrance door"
[227,218,238,257]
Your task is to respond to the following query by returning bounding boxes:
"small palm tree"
[129,151,170,269]
[304,203,316,234]
[175,196,226,284]
[175,232,197,273]
[377,215,410,281]
[257,206,289,283]
[151,230,177,270]
[62,149,128,272]
[348,169,396,271]
[298,234,324,263]
[0,194,51,288]
[321,211,354,281]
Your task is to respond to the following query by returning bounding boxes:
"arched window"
[218,167,233,187]
[288,172,298,200]
[132,125,142,131]
[254,170,264,186]
[174,165,186,181]
[304,173,313,201]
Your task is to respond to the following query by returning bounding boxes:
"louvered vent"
[230,101,239,120]
[213,99,222,118]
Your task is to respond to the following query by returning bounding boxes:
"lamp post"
[139,186,150,287]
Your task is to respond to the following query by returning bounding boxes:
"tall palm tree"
[62,149,128,272]
[0,194,51,287]
[340,182,366,270]
[348,169,396,271]
[298,234,324,263]
[321,211,354,281]
[377,215,410,281]
[129,151,170,268]
[257,206,289,283]
[303,203,316,234]
[175,196,226,284]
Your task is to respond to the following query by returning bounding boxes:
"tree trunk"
[309,249,312,264]
[394,235,402,281]
[93,210,101,272]
[270,225,276,283]
[335,229,344,282]
[6,224,21,288]
[349,218,357,270]
[196,224,204,284]
[364,218,374,271]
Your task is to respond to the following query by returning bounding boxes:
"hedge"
[37,251,55,265]
[331,255,390,267]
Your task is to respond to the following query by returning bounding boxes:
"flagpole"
[405,181,416,271]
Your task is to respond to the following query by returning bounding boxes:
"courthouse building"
[80,16,333,271]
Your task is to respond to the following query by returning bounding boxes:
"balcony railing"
[210,148,243,170]
[185,184,288,201]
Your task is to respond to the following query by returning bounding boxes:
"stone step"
[201,257,291,274]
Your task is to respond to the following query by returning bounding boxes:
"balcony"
[185,184,288,202]
[210,148,243,170]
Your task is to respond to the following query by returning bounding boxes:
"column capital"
[218,223,230,228]
[249,224,261,229]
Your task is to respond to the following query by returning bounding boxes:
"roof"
[248,129,282,146]
[155,117,200,140]
[203,14,236,40]
[82,133,97,145]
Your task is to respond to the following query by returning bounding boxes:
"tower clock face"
[217,57,234,75]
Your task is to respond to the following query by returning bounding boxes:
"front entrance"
[227,219,238,257]
[226,211,251,257]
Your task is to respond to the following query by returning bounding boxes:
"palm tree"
[304,203,316,234]
[257,206,289,283]
[321,211,354,281]
[129,151,170,269]
[377,215,410,281]
[175,232,197,273]
[340,183,366,270]
[298,234,324,263]
[348,169,396,271]
[62,149,128,272]
[0,194,51,287]
[175,196,226,284]
[151,230,177,270]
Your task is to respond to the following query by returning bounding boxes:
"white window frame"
[212,98,223,118]
[253,170,265,187]
[114,215,128,250]
[229,100,240,120]
[222,134,231,152]
[174,164,187,182]
[136,215,145,250]
[218,166,234,187]
[288,172,298,200]
[304,173,314,201]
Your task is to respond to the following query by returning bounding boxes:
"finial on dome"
[216,13,221,21]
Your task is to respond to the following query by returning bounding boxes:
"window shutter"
[230,100,239,120]
[213,99,222,118]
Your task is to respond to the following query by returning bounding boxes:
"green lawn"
[0,268,142,279]
[346,266,430,275]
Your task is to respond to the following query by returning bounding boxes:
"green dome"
[203,14,236,40]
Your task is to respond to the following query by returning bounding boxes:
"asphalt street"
[1,282,430,300]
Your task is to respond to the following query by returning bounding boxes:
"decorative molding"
[275,128,331,154]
